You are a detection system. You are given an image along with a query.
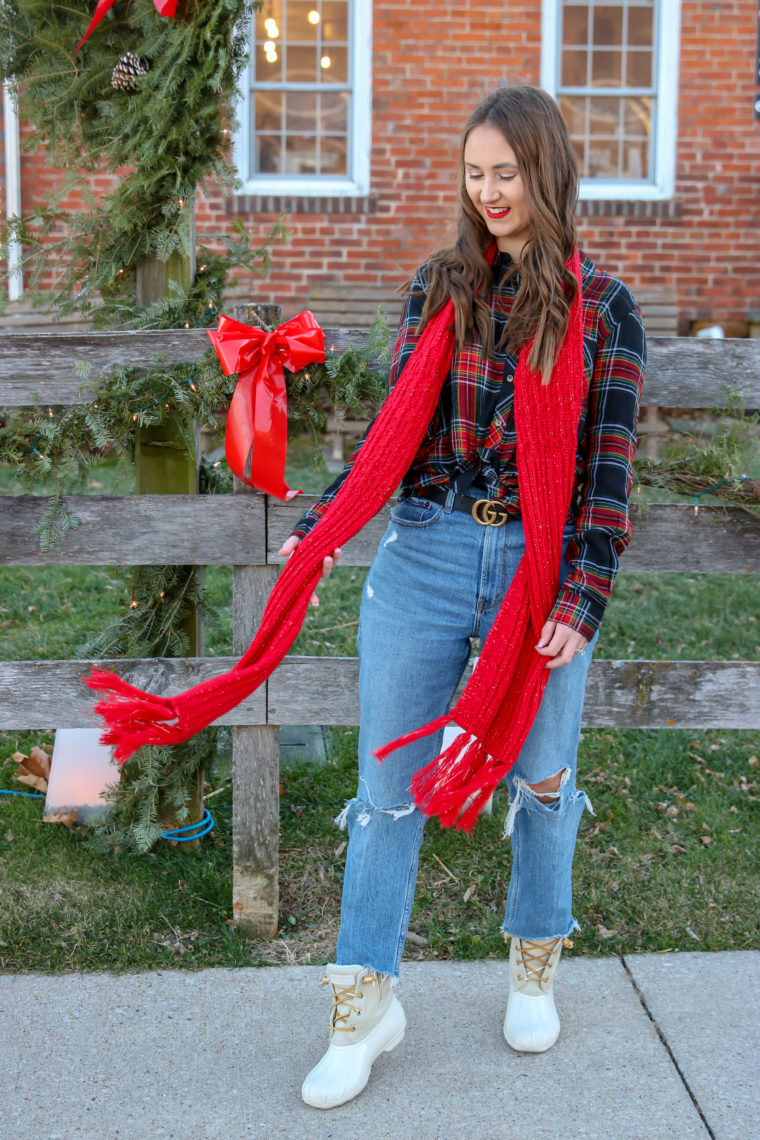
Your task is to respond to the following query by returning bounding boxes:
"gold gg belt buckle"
[471,498,509,527]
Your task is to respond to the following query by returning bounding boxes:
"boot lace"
[513,937,573,985]
[322,973,378,1032]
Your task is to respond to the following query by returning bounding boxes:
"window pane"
[623,95,651,138]
[286,43,318,81]
[626,50,652,87]
[318,45,348,82]
[285,133,318,173]
[255,42,283,81]
[589,95,621,139]
[322,1,349,42]
[559,94,587,136]
[592,5,623,46]
[628,5,654,47]
[286,90,317,133]
[321,135,348,175]
[591,49,622,86]
[622,139,649,179]
[256,135,282,174]
[562,48,588,86]
[255,91,283,132]
[255,0,283,40]
[286,1,318,43]
[587,139,618,177]
[562,4,589,45]
[320,90,349,133]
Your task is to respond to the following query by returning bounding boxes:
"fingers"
[535,620,589,670]
[278,535,300,558]
[278,538,343,607]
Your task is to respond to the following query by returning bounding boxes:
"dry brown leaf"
[8,745,51,792]
[699,835,712,847]
[597,925,618,939]
[670,843,687,854]
[463,883,477,903]
[43,806,79,828]
[29,746,51,779]
[748,755,759,769]
[13,770,47,793]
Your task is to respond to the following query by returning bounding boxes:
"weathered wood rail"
[1,330,759,936]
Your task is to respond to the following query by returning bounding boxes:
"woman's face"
[463,122,532,260]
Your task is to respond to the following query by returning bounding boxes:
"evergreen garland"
[0,0,258,317]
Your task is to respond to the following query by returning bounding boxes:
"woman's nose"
[481,178,500,202]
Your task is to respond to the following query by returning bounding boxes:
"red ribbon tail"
[373,713,453,763]
[75,0,118,51]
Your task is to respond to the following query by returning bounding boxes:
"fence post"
[231,303,282,937]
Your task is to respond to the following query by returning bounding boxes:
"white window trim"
[233,0,372,197]
[541,0,681,200]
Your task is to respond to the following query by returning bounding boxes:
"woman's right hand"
[278,535,343,607]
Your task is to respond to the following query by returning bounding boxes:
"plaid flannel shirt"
[292,251,646,639]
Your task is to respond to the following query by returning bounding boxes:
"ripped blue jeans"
[335,490,598,979]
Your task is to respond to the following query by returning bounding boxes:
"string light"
[264,17,279,36]
[308,9,320,24]
[320,55,331,69]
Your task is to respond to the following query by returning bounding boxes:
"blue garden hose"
[160,807,215,842]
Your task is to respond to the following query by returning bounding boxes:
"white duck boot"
[301,964,406,1109]
[503,936,572,1053]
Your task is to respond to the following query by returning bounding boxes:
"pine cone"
[111,53,150,92]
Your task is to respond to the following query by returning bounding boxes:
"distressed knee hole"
[503,768,594,838]
[334,782,417,831]
[527,767,568,803]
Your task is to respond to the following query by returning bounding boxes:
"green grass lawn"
[1,448,758,972]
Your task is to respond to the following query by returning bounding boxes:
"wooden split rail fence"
[1,326,759,936]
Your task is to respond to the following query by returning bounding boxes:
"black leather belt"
[419,485,515,527]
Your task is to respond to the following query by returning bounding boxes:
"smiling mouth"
[484,207,511,219]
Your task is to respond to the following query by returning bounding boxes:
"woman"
[280,85,646,1110]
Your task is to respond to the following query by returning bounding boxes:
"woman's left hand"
[535,620,589,670]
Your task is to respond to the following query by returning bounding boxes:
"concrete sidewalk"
[1,952,757,1140]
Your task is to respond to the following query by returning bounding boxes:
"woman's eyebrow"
[464,161,519,171]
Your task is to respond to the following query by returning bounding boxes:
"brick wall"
[3,1,759,330]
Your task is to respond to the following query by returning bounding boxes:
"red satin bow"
[208,311,325,500]
[76,0,177,52]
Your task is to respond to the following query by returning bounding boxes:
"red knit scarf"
[85,249,585,831]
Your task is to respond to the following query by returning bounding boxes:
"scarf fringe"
[85,667,183,762]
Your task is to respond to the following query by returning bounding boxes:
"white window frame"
[541,0,681,200]
[233,0,372,197]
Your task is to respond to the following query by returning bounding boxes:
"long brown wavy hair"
[413,86,579,382]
